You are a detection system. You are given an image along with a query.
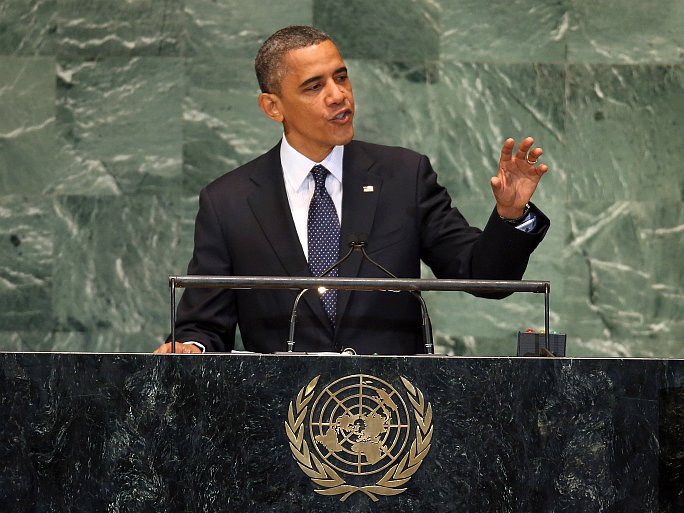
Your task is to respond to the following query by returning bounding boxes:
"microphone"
[349,234,434,355]
[286,234,434,354]
[286,235,366,352]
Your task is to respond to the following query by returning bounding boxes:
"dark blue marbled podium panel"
[1,353,683,513]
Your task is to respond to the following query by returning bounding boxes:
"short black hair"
[255,25,333,94]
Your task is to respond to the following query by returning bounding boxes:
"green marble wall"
[1,0,682,356]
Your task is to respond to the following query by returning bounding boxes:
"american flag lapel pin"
[362,185,374,193]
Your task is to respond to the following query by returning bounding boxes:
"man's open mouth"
[331,110,352,121]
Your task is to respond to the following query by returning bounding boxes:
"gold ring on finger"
[526,154,538,165]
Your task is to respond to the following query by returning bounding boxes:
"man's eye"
[335,75,348,82]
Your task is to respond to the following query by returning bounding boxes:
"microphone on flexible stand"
[286,235,363,352]
[349,235,434,355]
[286,234,434,355]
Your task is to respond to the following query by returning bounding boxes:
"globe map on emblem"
[309,374,411,476]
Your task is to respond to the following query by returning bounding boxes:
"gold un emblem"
[285,374,433,502]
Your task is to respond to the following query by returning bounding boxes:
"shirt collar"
[280,134,344,192]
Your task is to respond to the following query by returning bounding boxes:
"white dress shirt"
[280,134,344,260]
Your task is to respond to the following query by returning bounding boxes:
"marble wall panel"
[432,334,509,357]
[183,57,281,193]
[0,0,57,56]
[0,196,53,332]
[0,57,59,194]
[0,1,682,356]
[440,0,568,64]
[561,201,684,358]
[314,0,439,64]
[51,194,196,350]
[2,326,223,354]
[0,331,87,352]
[347,59,439,157]
[428,61,566,204]
[564,64,684,202]
[55,0,185,58]
[53,57,184,195]
[567,0,684,63]
[185,0,313,59]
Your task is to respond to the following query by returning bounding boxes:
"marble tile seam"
[2,52,681,64]
[5,55,683,67]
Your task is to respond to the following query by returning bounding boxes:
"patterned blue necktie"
[307,164,340,326]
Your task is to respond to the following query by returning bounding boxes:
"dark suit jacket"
[173,140,549,354]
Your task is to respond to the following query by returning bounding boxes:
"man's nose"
[326,81,346,104]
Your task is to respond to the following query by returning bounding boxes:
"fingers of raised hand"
[526,147,543,165]
[515,136,535,160]
[503,136,544,167]
[499,138,516,162]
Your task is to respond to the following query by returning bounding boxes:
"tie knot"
[311,164,329,191]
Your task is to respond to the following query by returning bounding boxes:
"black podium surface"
[2,353,683,512]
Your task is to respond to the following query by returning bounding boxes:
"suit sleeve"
[169,188,237,351]
[416,154,549,297]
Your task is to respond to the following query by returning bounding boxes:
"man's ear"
[258,93,284,123]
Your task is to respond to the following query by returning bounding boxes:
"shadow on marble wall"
[0,0,682,356]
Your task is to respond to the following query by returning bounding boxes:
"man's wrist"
[498,203,530,223]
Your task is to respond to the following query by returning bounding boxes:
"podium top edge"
[0,351,681,362]
[167,275,551,293]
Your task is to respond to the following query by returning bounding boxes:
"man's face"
[266,40,355,162]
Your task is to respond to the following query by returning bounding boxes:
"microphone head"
[347,233,369,248]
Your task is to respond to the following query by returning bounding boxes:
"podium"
[2,352,683,512]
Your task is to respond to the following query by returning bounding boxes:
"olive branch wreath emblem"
[284,375,433,502]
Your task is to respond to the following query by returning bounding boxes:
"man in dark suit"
[155,26,549,355]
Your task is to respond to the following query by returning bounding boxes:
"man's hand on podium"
[153,342,202,354]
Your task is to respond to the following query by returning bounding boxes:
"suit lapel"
[336,142,382,328]
[246,143,331,333]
